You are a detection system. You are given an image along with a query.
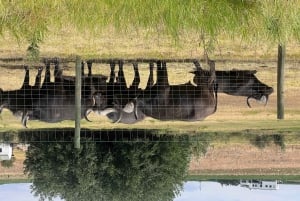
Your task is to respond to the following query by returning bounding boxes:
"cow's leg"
[193,60,202,71]
[34,66,43,89]
[161,61,168,86]
[81,61,85,76]
[54,67,64,91]
[42,60,51,89]
[130,62,140,90]
[82,61,89,98]
[54,58,65,93]
[18,66,30,127]
[53,66,65,119]
[156,61,170,106]
[21,111,30,128]
[87,61,92,77]
[156,61,162,86]
[54,58,60,78]
[21,65,30,89]
[146,62,154,89]
[156,61,169,87]
[109,62,116,85]
[83,61,96,122]
[117,60,126,88]
[87,62,96,94]
[20,66,43,127]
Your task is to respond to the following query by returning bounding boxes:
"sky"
[1,181,300,201]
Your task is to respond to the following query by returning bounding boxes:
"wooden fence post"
[277,44,285,119]
[74,56,81,148]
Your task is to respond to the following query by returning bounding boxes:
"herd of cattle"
[0,58,274,127]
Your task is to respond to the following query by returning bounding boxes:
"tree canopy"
[1,0,300,49]
[23,131,193,201]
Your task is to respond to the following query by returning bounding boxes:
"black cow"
[99,60,217,123]
[92,60,145,123]
[192,61,274,107]
[0,66,43,126]
[26,60,104,125]
[134,60,217,121]
[0,60,106,127]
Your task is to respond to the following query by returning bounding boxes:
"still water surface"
[1,181,300,201]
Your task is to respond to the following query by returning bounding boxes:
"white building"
[0,143,13,161]
[240,179,280,190]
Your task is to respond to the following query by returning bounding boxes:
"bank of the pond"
[187,174,300,182]
[0,119,300,139]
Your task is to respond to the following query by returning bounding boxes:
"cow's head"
[222,70,274,107]
[191,60,274,107]
[91,92,108,112]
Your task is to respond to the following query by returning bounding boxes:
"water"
[2,181,300,201]
[1,129,300,201]
[175,181,300,201]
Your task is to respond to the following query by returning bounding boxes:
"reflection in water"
[175,181,300,201]
[20,130,195,201]
[250,134,286,150]
[2,180,300,201]
[1,129,299,201]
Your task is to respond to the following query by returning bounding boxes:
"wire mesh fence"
[0,56,299,144]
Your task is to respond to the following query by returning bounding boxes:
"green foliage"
[257,1,300,44]
[189,134,212,157]
[0,132,15,142]
[1,0,300,55]
[1,157,15,168]
[23,132,193,201]
[250,134,286,150]
[26,42,40,61]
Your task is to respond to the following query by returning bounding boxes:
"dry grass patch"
[0,28,300,133]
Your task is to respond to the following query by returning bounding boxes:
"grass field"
[0,29,299,134]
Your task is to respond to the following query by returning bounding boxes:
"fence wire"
[0,57,299,143]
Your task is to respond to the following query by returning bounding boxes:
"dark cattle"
[0,66,43,126]
[0,60,106,127]
[48,60,107,121]
[192,61,274,107]
[133,60,217,121]
[90,60,146,123]
[27,60,104,125]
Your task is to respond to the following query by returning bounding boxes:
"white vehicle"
[0,143,13,161]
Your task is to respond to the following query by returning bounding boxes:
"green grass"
[0,16,299,135]
[1,119,300,143]
[0,178,31,184]
[187,174,300,182]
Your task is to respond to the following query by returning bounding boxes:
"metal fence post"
[74,56,81,148]
[277,44,285,119]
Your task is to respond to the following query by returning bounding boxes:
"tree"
[1,1,300,57]
[23,130,194,201]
